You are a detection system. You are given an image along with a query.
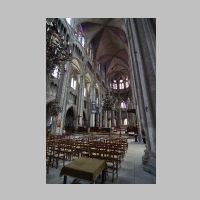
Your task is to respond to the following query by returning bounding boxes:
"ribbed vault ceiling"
[74,18,129,82]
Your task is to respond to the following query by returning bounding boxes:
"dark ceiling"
[74,18,130,82]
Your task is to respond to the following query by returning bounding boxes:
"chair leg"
[63,159,65,166]
[63,176,67,184]
[112,171,114,183]
[56,158,59,168]
[116,164,119,178]
[52,158,54,167]
[101,169,106,183]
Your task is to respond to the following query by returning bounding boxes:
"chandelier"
[102,90,115,111]
[46,20,72,75]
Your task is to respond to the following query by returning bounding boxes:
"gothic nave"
[46,18,156,184]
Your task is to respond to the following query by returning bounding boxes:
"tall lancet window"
[51,66,60,79]
[71,77,77,90]
[124,118,128,125]
[120,101,126,109]
[66,18,71,25]
[113,80,117,89]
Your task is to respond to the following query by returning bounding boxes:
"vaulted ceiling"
[73,18,130,82]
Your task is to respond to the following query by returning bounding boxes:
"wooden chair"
[80,144,90,158]
[46,141,54,174]
[105,148,120,182]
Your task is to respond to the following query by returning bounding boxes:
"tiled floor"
[46,138,156,184]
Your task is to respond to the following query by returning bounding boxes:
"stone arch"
[71,58,82,73]
[95,83,100,105]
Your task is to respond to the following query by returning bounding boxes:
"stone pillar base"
[142,148,156,176]
[55,127,62,135]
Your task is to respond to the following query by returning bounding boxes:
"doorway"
[65,107,75,133]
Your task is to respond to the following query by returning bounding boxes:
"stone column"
[90,83,95,127]
[54,61,71,135]
[103,110,108,127]
[119,108,122,126]
[126,18,156,175]
[111,109,115,127]
[99,89,103,128]
[127,19,148,138]
[77,74,85,127]
[51,116,57,135]
[127,101,135,127]
[96,113,99,127]
[90,114,95,127]
[108,110,111,128]
[115,108,120,128]
[86,95,91,131]
[126,109,128,125]
[99,112,102,128]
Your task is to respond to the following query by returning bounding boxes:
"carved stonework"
[48,101,62,116]
[142,148,156,175]
[46,20,72,75]
[102,90,116,111]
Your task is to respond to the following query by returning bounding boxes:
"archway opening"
[65,107,75,134]
[46,102,53,135]
[82,111,87,128]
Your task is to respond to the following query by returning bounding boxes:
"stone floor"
[46,138,156,184]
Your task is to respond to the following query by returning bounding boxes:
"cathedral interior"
[46,18,156,184]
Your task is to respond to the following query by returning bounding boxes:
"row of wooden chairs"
[46,135,128,181]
